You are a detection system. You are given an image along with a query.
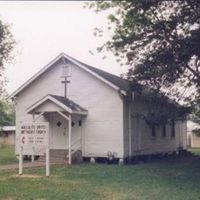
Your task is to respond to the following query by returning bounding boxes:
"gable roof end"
[10,53,129,98]
[26,94,88,115]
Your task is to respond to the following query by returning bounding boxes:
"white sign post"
[19,146,23,175]
[19,122,49,176]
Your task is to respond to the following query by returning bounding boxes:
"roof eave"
[26,95,73,114]
[9,53,64,98]
[72,111,88,115]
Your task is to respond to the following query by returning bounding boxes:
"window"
[57,121,62,127]
[162,124,166,138]
[62,63,71,77]
[151,124,156,137]
[171,119,175,138]
[71,121,75,127]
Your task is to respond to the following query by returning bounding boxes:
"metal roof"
[66,55,131,92]
[26,94,88,115]
[49,95,88,113]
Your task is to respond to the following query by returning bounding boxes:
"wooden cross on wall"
[61,57,71,98]
[61,77,70,98]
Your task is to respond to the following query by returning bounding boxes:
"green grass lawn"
[0,145,18,165]
[188,148,200,156]
[1,147,200,200]
[1,161,200,200]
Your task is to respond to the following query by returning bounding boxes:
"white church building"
[10,53,187,164]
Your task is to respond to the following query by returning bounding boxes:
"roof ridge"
[49,94,88,112]
[63,54,130,92]
[64,53,128,82]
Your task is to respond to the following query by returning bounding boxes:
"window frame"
[151,124,156,138]
[171,119,175,138]
[162,124,166,138]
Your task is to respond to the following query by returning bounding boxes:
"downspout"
[118,89,125,159]
[128,92,134,159]
[128,102,132,159]
[118,89,127,159]
[11,96,17,155]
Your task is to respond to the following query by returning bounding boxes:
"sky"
[0,1,128,94]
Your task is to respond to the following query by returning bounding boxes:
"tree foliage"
[0,98,15,127]
[0,18,15,127]
[191,104,200,124]
[88,1,200,105]
[0,18,15,95]
[191,106,200,136]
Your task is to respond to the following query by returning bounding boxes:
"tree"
[0,18,15,127]
[191,104,200,124]
[0,18,15,95]
[0,98,15,127]
[88,1,200,105]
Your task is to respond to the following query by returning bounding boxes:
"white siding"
[33,100,65,113]
[15,59,124,157]
[68,64,124,158]
[189,134,200,148]
[129,100,187,156]
[187,121,200,147]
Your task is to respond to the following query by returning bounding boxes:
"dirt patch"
[13,174,43,179]
[0,177,8,181]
